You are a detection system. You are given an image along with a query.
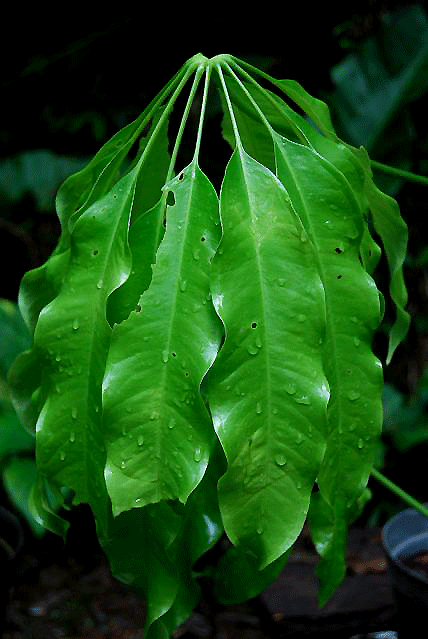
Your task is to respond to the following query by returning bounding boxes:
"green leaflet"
[12,166,140,538]
[206,146,329,569]
[273,135,383,501]
[273,134,383,601]
[102,160,222,515]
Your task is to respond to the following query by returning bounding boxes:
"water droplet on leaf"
[137,435,144,447]
[71,407,77,419]
[72,319,79,330]
[69,431,75,443]
[255,401,263,414]
[285,383,296,395]
[179,280,187,292]
[347,390,360,401]
[194,447,202,462]
[162,350,169,363]
[275,454,287,467]
[295,396,310,405]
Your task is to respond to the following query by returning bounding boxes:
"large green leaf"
[273,133,383,599]
[206,146,329,569]
[10,166,140,538]
[102,160,222,515]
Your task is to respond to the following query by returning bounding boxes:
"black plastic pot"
[382,504,428,639]
[0,506,24,631]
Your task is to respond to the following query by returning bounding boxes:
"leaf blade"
[102,162,222,515]
[206,147,329,569]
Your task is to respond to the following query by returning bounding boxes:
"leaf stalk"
[371,467,428,519]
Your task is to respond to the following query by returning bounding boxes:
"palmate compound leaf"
[102,159,222,515]
[8,54,412,638]
[206,145,329,570]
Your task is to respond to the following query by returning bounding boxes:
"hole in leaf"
[337,274,343,279]
[201,236,206,242]
[172,352,177,357]
[335,247,343,254]
[135,304,142,312]
[92,249,99,256]
[251,322,257,329]
[167,191,175,206]
[178,172,184,181]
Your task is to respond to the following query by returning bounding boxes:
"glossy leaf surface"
[102,160,222,515]
[207,146,329,569]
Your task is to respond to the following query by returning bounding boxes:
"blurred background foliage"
[2,1,428,533]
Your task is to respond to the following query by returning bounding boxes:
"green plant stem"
[370,160,428,186]
[371,467,428,518]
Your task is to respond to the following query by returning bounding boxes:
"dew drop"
[296,433,303,444]
[247,343,258,356]
[193,249,200,261]
[179,280,187,292]
[162,350,169,363]
[69,431,75,443]
[168,418,175,430]
[150,410,159,420]
[60,451,65,461]
[194,447,202,462]
[278,278,285,287]
[255,401,263,414]
[256,525,264,535]
[295,396,310,405]
[275,454,287,467]
[137,435,144,447]
[120,460,126,469]
[358,438,364,449]
[285,383,296,395]
[96,280,103,289]
[297,314,306,323]
[72,319,80,330]
[347,390,360,401]
[71,407,78,419]
[353,336,361,347]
